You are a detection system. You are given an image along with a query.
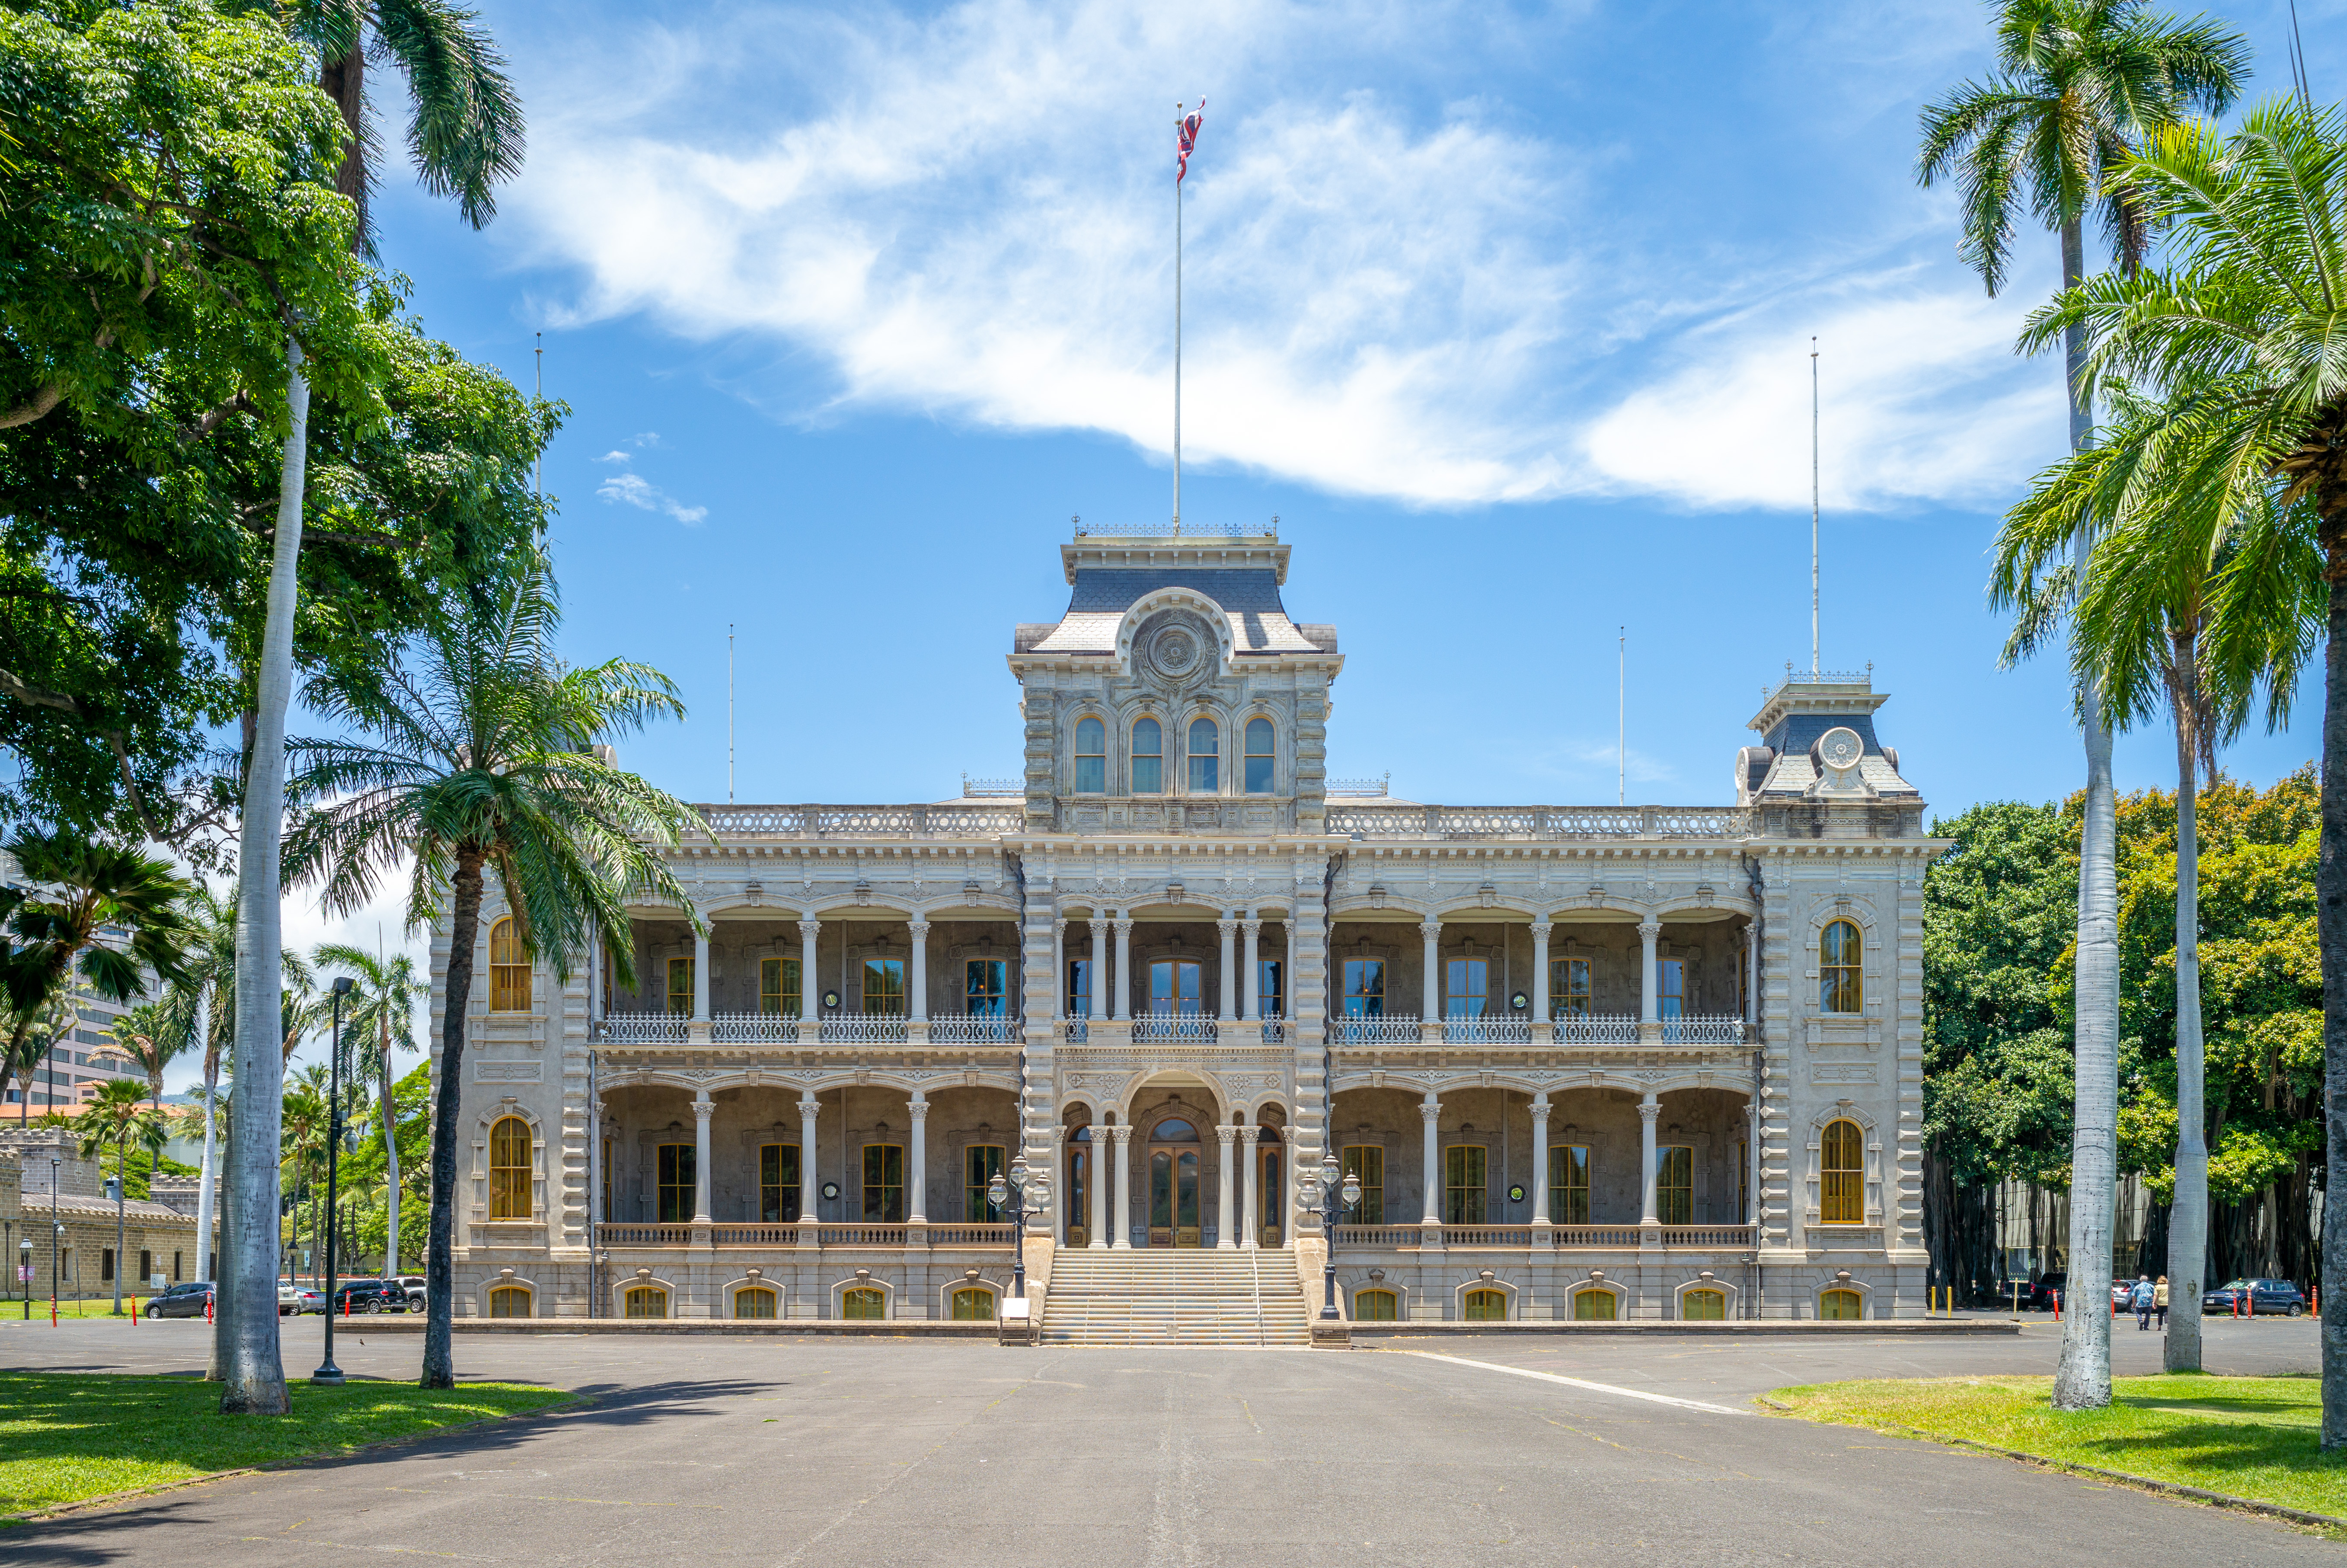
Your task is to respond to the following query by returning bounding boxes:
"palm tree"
[1916,0,2247,1411]
[282,1066,332,1285]
[315,943,423,1278]
[1996,386,2321,1371]
[165,883,238,1306]
[224,0,526,1416]
[283,552,701,1388]
[74,1079,170,1315]
[2020,99,2347,1440]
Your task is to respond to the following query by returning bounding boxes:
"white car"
[392,1274,428,1311]
[278,1284,326,1316]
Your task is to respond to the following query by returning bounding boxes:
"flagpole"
[1174,102,1183,533]
[1810,337,1820,677]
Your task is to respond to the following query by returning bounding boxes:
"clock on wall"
[821,1182,841,1202]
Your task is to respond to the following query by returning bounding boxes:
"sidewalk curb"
[1754,1397,2347,1533]
[1,1386,594,1528]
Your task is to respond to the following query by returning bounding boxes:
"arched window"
[951,1287,996,1321]
[1820,1288,1864,1320]
[1131,718,1163,794]
[1354,1288,1399,1322]
[1187,717,1219,792]
[489,1117,532,1219]
[623,1285,667,1319]
[1074,715,1107,793]
[489,917,530,1011]
[1244,717,1275,794]
[488,1285,531,1318]
[1821,1118,1865,1223]
[1571,1288,1618,1321]
[1821,919,1862,1013]
[1681,1287,1726,1321]
[734,1285,779,1319]
[1463,1288,1509,1322]
[841,1287,887,1320]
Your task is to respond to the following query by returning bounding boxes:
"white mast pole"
[1618,626,1625,807]
[727,624,736,804]
[533,332,543,503]
[1174,101,1183,533]
[1810,337,1820,677]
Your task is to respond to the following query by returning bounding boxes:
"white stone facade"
[433,526,1946,1324]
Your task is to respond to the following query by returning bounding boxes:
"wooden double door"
[1148,1119,1202,1247]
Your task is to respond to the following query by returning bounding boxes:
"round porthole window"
[1508,1185,1527,1204]
[821,1182,841,1201]
[822,990,841,1009]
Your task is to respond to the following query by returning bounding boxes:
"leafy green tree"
[284,553,701,1388]
[73,1077,169,1313]
[2018,100,2347,1441]
[1919,0,2249,1410]
[315,943,422,1277]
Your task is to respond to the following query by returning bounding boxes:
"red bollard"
[205,1293,213,1325]
[131,1293,139,1326]
[2053,1289,2062,1322]
[343,1293,351,1319]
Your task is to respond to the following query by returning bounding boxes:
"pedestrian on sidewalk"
[2155,1275,2169,1330]
[2132,1274,2155,1329]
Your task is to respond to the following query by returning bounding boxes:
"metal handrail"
[1327,1016,1421,1046]
[927,1012,1022,1043]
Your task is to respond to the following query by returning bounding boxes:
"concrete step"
[1039,1249,1310,1347]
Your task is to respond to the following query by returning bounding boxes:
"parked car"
[2203,1278,2307,1316]
[2014,1271,2066,1311]
[391,1274,428,1311]
[278,1283,326,1316]
[147,1281,214,1318]
[332,1278,410,1314]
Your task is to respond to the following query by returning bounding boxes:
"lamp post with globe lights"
[1300,1153,1362,1320]
[986,1155,1051,1302]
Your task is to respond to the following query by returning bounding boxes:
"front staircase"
[1039,1247,1312,1346]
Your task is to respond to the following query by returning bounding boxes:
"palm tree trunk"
[194,994,217,1295]
[223,335,308,1416]
[2054,212,2120,1412]
[422,849,486,1389]
[208,1094,232,1381]
[2167,636,2210,1372]
[379,1012,401,1280]
[2320,510,2347,1449]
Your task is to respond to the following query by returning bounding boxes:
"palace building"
[432,524,1946,1336]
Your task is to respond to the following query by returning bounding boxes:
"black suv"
[331,1278,410,1313]
[147,1281,214,1318]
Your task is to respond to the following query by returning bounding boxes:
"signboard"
[15,1265,28,1283]
[150,1273,167,1291]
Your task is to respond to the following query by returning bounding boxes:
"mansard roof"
[1023,565,1325,655]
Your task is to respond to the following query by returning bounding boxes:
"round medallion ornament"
[1817,727,1864,773]
[1148,623,1205,680]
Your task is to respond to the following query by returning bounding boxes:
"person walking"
[2132,1274,2155,1330]
[2155,1275,2169,1331]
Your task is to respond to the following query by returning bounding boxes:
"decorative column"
[1530,1094,1552,1229]
[1112,916,1134,1021]
[1089,1125,1110,1247]
[691,1092,714,1224]
[1241,1126,1260,1249]
[1110,1124,1134,1248]
[1744,918,1759,1027]
[1745,1099,1762,1227]
[1638,919,1662,1043]
[1053,918,1067,1019]
[692,929,712,1021]
[1215,1124,1237,1248]
[1638,1092,1661,1227]
[1530,921,1552,1039]
[906,1094,928,1226]
[1242,918,1262,1019]
[798,918,821,1020]
[1420,1093,1444,1228]
[1217,918,1238,1021]
[907,920,929,1022]
[1089,918,1109,1021]
[1419,918,1442,1031]
[796,1092,821,1247]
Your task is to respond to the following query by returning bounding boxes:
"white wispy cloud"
[505,0,2058,512]
[597,469,709,524]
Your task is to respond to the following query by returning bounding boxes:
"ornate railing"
[596,1223,696,1245]
[710,1013,799,1044]
[1260,1017,1287,1043]
[594,1013,689,1045]
[1552,1013,1641,1044]
[1330,1226,1426,1247]
[1660,1016,1746,1046]
[1443,1013,1531,1045]
[922,1223,1019,1245]
[1659,1225,1756,1247]
[928,1012,1022,1044]
[1327,1016,1422,1046]
[1326,805,1751,840]
[819,1016,910,1044]
[694,804,1025,837]
[1132,1013,1217,1043]
[1443,1224,1533,1246]
[1059,1019,1089,1043]
[1553,1225,1646,1247]
[709,1223,798,1245]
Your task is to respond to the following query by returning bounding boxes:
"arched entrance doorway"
[1147,1118,1203,1247]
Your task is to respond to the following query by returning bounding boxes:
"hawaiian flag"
[1177,100,1205,182]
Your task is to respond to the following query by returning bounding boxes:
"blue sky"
[251,0,2344,1080]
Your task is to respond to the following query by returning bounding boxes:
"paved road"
[3,1316,2339,1564]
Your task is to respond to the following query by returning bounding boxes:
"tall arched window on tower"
[1131,718,1163,794]
[1187,717,1218,792]
[489,917,530,1012]
[1821,1118,1865,1223]
[1244,717,1274,794]
[1074,715,1106,793]
[1820,920,1862,1013]
[489,1116,532,1219]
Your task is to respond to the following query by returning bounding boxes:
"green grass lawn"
[0,1371,576,1519]
[1771,1375,2347,1520]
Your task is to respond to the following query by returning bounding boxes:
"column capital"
[1530,1097,1552,1120]
[1637,1098,1661,1121]
[1529,920,1552,940]
[798,918,822,940]
[907,1098,929,1121]
[1215,1124,1236,1145]
[1637,918,1661,939]
[1419,1101,1443,1123]
[1091,916,1111,934]
[798,1092,820,1111]
[1217,918,1238,936]
[907,919,930,938]
[1111,1124,1134,1146]
[692,1095,715,1118]
[1418,919,1443,941]
[1241,918,1262,935]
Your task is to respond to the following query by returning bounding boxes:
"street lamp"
[1299,1153,1362,1321]
[312,976,354,1386]
[986,1155,1051,1302]
[50,1157,60,1322]
[16,1236,27,1319]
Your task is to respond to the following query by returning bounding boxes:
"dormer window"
[1244,717,1274,794]
[1187,718,1219,792]
[1132,718,1163,794]
[1074,715,1105,793]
